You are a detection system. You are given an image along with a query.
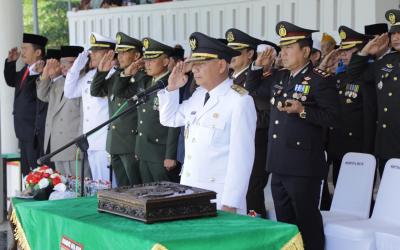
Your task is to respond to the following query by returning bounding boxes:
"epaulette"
[313,68,331,78]
[231,84,248,96]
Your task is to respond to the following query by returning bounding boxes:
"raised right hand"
[46,59,62,79]
[361,33,389,56]
[318,49,340,72]
[255,46,275,68]
[167,61,188,91]
[7,47,20,62]
[124,58,144,76]
[70,51,89,73]
[98,50,115,72]
[35,60,45,74]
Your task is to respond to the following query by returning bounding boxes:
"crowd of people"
[4,5,400,250]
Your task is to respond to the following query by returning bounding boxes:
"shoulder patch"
[231,84,248,96]
[313,68,331,78]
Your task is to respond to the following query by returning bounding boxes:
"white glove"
[69,51,89,74]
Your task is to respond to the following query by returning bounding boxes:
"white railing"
[68,0,396,55]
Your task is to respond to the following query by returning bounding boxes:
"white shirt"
[64,68,109,151]
[157,78,256,213]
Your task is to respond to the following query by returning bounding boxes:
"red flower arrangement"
[24,166,67,197]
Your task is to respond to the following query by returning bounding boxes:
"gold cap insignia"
[278,25,287,37]
[143,39,150,49]
[189,37,197,51]
[226,31,235,43]
[389,13,396,25]
[339,30,346,40]
[90,34,96,45]
[116,34,122,45]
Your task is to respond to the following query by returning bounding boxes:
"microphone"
[132,80,167,101]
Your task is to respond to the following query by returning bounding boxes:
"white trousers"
[87,150,110,181]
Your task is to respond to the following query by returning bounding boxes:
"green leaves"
[23,0,80,48]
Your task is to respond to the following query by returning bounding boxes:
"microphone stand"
[37,98,147,197]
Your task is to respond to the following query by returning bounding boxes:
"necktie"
[20,67,30,88]
[204,92,210,105]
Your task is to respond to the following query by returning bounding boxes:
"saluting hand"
[318,49,340,73]
[35,60,45,74]
[46,59,62,79]
[167,61,188,91]
[70,51,89,73]
[98,50,115,72]
[361,33,389,56]
[124,58,144,76]
[7,47,20,62]
[255,47,275,69]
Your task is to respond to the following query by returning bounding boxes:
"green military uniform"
[90,32,145,186]
[114,37,180,183]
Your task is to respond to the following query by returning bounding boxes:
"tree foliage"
[23,0,80,48]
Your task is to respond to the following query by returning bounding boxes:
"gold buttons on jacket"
[384,107,388,112]
[142,109,146,112]
[112,125,116,130]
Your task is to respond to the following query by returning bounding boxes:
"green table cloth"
[11,197,303,250]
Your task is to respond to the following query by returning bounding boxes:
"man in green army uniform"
[114,37,180,183]
[91,32,149,186]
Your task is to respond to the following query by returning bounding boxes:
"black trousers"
[246,170,269,218]
[370,158,389,215]
[377,158,388,177]
[246,129,269,218]
[19,140,40,176]
[271,173,324,250]
[320,157,342,211]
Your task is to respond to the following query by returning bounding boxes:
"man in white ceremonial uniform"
[157,32,257,214]
[64,33,115,181]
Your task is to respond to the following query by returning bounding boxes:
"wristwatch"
[299,108,307,119]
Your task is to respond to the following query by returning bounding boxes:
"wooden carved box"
[98,181,217,223]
